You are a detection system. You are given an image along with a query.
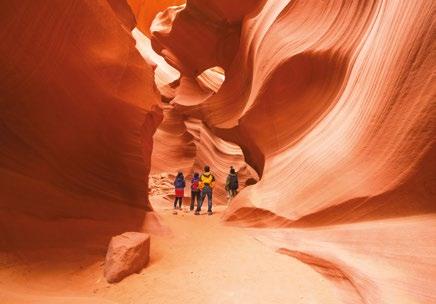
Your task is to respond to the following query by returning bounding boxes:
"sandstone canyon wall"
[127,0,185,36]
[0,0,434,303]
[130,7,258,202]
[0,0,162,251]
[149,0,436,303]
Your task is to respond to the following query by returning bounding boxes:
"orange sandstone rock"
[150,0,436,302]
[0,0,161,251]
[104,232,151,283]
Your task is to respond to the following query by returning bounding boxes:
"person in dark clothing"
[173,172,186,210]
[190,172,201,211]
[195,165,216,215]
[225,166,239,204]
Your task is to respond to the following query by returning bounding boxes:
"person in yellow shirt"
[195,165,216,215]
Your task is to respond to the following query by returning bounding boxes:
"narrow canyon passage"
[0,0,435,303]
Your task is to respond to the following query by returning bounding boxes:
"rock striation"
[0,0,161,251]
[149,0,436,302]
[0,0,434,302]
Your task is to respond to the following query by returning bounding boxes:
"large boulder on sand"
[104,232,150,283]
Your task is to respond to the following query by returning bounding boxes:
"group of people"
[173,165,239,215]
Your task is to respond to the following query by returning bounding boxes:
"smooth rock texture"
[128,0,185,36]
[104,232,150,283]
[150,0,436,303]
[0,0,434,303]
[0,0,162,251]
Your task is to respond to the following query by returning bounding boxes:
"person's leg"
[226,189,231,204]
[207,188,213,213]
[231,189,236,198]
[195,191,200,209]
[178,197,183,209]
[190,191,195,211]
[174,196,178,209]
[196,190,205,212]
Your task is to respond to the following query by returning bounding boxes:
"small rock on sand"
[104,232,150,283]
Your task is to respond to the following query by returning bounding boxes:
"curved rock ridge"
[150,0,436,302]
[184,117,259,202]
[196,66,225,93]
[148,103,258,203]
[150,3,245,76]
[127,0,186,36]
[150,104,197,176]
[132,27,180,101]
[0,0,162,250]
[130,21,256,203]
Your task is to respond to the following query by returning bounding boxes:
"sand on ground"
[0,196,337,304]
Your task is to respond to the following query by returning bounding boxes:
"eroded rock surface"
[148,0,436,302]
[0,0,161,251]
[104,232,151,283]
[0,0,434,303]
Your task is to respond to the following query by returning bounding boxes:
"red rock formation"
[104,232,150,283]
[0,0,161,251]
[1,0,434,302]
[150,3,244,76]
[151,104,197,175]
[150,0,436,302]
[132,17,256,203]
[127,0,185,36]
[148,103,258,203]
[132,25,180,101]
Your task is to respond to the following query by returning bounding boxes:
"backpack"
[191,178,199,191]
[200,173,215,188]
[228,174,238,190]
[174,177,185,189]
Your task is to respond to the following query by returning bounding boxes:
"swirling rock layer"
[0,0,434,302]
[150,0,436,302]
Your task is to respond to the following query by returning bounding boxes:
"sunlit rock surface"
[127,0,185,36]
[150,0,436,302]
[0,0,434,302]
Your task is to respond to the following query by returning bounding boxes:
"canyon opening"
[0,1,435,304]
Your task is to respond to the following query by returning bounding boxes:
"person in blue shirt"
[173,172,186,210]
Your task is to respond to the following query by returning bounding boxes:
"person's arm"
[210,174,216,188]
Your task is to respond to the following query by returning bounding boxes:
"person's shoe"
[194,211,200,215]
[207,211,213,215]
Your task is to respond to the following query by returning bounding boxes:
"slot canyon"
[0,0,435,303]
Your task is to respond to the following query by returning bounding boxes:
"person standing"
[173,172,186,210]
[195,166,215,215]
[190,172,201,211]
[225,166,239,204]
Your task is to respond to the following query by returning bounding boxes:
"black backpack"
[229,174,238,190]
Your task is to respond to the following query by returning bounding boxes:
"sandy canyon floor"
[0,196,338,304]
